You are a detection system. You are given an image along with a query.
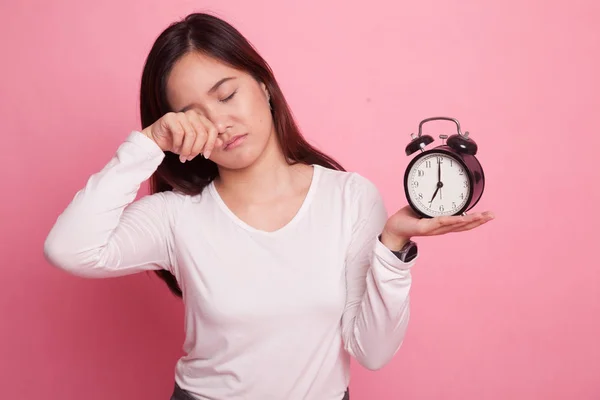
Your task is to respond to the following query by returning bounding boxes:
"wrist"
[141,127,154,141]
[380,229,410,252]
[140,128,164,151]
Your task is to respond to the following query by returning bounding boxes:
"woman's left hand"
[380,205,495,250]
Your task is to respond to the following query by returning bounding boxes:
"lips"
[223,134,248,150]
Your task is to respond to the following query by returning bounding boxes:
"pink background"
[1,0,599,399]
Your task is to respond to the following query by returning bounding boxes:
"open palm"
[384,205,494,240]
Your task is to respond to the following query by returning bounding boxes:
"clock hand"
[429,181,444,204]
[438,159,442,200]
[430,158,444,203]
[429,186,440,203]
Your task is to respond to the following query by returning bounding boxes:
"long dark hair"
[139,13,345,297]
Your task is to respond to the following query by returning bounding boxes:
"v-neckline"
[208,164,321,236]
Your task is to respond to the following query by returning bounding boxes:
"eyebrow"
[178,77,236,113]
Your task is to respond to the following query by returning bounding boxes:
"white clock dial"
[407,152,470,217]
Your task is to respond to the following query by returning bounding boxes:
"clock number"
[439,205,444,212]
[418,169,424,177]
[463,181,468,188]
[418,193,423,200]
[452,202,457,209]
[436,157,443,164]
[425,160,432,168]
[459,169,464,175]
[450,159,454,167]
[460,193,464,200]
[412,181,419,188]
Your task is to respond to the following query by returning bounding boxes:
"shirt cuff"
[126,130,165,160]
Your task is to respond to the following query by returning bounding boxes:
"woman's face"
[165,51,276,170]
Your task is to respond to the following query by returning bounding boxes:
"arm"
[341,174,416,371]
[43,131,182,278]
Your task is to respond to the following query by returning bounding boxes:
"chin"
[213,148,262,171]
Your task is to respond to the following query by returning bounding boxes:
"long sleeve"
[44,131,182,278]
[341,173,416,371]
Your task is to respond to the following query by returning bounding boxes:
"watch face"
[406,151,471,217]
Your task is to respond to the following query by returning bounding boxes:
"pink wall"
[1,1,599,399]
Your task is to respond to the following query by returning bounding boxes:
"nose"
[212,116,232,135]
[215,122,230,135]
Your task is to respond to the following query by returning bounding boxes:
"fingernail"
[204,150,212,159]
[179,155,186,163]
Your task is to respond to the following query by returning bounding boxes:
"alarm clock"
[403,117,485,218]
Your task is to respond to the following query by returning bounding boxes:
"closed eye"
[220,90,237,103]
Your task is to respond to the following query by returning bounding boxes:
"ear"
[260,82,269,101]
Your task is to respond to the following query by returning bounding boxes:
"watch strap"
[379,235,418,262]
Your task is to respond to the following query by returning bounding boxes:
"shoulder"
[314,165,385,209]
[315,164,381,194]
[314,166,389,236]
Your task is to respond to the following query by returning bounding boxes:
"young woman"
[44,12,493,400]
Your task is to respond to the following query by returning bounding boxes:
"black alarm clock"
[403,117,485,218]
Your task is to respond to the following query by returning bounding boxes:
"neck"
[215,134,300,202]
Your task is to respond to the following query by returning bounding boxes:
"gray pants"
[170,383,350,400]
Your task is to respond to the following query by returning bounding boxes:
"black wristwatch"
[380,235,418,262]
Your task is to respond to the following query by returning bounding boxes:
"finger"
[419,215,466,235]
[429,220,474,235]
[176,113,197,162]
[186,111,208,160]
[452,212,495,232]
[439,212,488,227]
[452,220,487,233]
[184,111,220,160]
[196,113,219,159]
[163,112,183,152]
[429,212,493,235]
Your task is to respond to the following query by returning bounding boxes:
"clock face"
[406,152,471,217]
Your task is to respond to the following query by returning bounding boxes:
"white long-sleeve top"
[44,131,416,400]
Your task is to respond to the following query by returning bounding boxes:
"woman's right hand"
[141,110,223,162]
